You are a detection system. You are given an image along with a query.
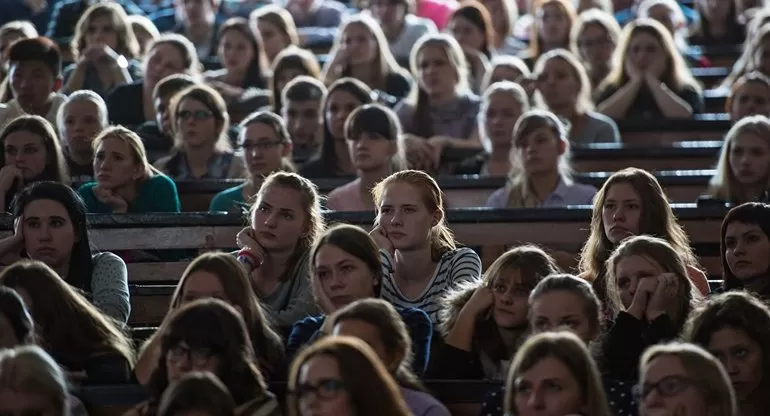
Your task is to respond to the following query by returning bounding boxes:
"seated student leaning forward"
[77,126,180,213]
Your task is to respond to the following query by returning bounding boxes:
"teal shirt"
[77,175,181,213]
[209,183,248,214]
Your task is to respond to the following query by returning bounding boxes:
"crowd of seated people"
[3,0,770,415]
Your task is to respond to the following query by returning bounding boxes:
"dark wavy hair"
[146,299,268,411]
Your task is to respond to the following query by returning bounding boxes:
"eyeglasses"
[632,375,695,400]
[291,379,346,400]
[177,110,214,121]
[166,344,216,365]
[242,139,285,151]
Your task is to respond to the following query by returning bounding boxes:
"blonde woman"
[637,343,737,416]
[397,34,482,172]
[78,126,180,213]
[455,81,529,176]
[532,49,619,144]
[596,19,703,120]
[486,110,596,208]
[704,115,770,204]
[62,2,141,97]
[322,15,413,101]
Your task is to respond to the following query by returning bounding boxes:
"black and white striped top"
[380,247,482,324]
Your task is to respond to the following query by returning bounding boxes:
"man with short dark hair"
[0,37,68,131]
[281,76,325,164]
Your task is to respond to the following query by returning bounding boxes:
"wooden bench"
[617,114,729,144]
[0,208,722,325]
[77,381,499,416]
[180,170,715,212]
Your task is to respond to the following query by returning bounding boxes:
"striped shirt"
[381,247,482,324]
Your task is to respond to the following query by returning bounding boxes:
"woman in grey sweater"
[0,181,130,324]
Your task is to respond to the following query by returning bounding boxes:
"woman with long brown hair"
[134,252,285,385]
[578,167,710,313]
[128,299,280,416]
[287,336,412,416]
[0,260,135,384]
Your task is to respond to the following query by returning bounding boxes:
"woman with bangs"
[719,203,770,300]
[684,292,770,415]
[531,49,619,144]
[430,245,560,380]
[301,78,373,179]
[0,115,70,212]
[519,0,577,68]
[703,116,770,205]
[485,110,597,208]
[107,34,200,128]
[571,9,620,92]
[62,2,141,97]
[370,170,483,325]
[155,84,245,180]
[210,112,295,214]
[236,172,326,329]
[597,235,701,381]
[727,72,770,122]
[396,34,482,173]
[204,18,270,124]
[249,5,299,67]
[128,299,281,416]
[637,343,737,416]
[286,224,431,375]
[326,104,406,211]
[578,167,711,315]
[78,126,180,214]
[596,19,704,120]
[446,2,494,93]
[269,46,321,115]
[455,81,529,176]
[134,252,285,385]
[0,260,135,384]
[322,15,413,103]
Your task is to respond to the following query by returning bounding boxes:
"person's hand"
[625,60,643,83]
[83,44,119,66]
[236,227,267,269]
[369,224,393,257]
[0,166,23,194]
[627,276,658,320]
[427,136,450,169]
[403,134,435,171]
[9,215,24,252]
[311,277,336,314]
[462,285,494,317]
[646,273,679,322]
[93,185,128,213]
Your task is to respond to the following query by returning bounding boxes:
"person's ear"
[54,76,63,93]
[281,141,293,158]
[431,209,442,227]
[557,138,567,156]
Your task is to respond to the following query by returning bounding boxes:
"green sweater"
[77,175,181,213]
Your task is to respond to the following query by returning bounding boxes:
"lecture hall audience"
[1,2,770,416]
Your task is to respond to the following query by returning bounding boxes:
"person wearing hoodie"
[427,245,560,380]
